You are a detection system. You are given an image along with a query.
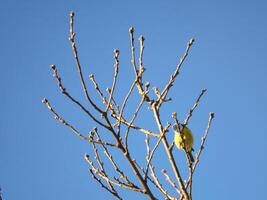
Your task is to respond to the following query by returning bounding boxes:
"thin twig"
[162,169,181,195]
[157,39,194,107]
[193,112,214,172]
[105,49,119,112]
[180,112,214,200]
[94,128,138,188]
[152,104,189,200]
[89,74,119,115]
[70,20,156,197]
[68,11,103,114]
[117,80,136,136]
[172,113,193,200]
[88,168,122,200]
[89,74,108,105]
[185,153,193,200]
[42,98,87,140]
[129,27,151,103]
[48,64,108,128]
[125,96,145,150]
[85,154,143,193]
[115,115,159,138]
[149,164,175,200]
[144,123,170,181]
[183,89,207,126]
[91,135,120,197]
[49,59,155,199]
[138,35,145,82]
[42,99,117,147]
[106,88,120,115]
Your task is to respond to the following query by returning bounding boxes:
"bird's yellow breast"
[174,126,194,152]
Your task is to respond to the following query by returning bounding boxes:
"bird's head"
[173,123,184,135]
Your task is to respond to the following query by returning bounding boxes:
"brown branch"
[106,88,120,115]
[89,74,108,105]
[183,89,207,126]
[69,16,156,197]
[103,120,156,199]
[144,135,171,198]
[185,153,193,200]
[85,154,143,193]
[152,105,189,200]
[172,113,194,200]
[88,168,122,200]
[144,123,170,181]
[89,74,119,116]
[93,128,138,188]
[133,160,156,188]
[42,98,117,147]
[90,134,120,197]
[92,72,157,138]
[149,164,175,200]
[99,114,156,199]
[42,98,87,140]
[68,11,103,114]
[48,64,108,128]
[117,80,136,136]
[115,115,159,138]
[129,27,152,103]
[180,112,215,200]
[138,35,145,82]
[125,96,145,150]
[157,38,194,107]
[193,112,214,172]
[129,27,139,78]
[105,49,119,112]
[46,12,213,199]
[162,169,181,195]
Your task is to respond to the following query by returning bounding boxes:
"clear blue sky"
[1,0,267,199]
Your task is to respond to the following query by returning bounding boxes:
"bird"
[173,123,195,162]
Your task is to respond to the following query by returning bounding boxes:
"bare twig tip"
[106,88,111,93]
[84,153,90,160]
[50,64,56,70]
[114,49,120,59]
[210,112,215,118]
[139,35,145,41]
[171,112,177,119]
[189,38,195,46]
[70,11,75,17]
[114,49,120,54]
[42,98,48,104]
[129,27,134,33]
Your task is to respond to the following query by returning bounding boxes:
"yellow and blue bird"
[173,123,195,162]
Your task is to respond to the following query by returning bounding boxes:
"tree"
[43,11,214,200]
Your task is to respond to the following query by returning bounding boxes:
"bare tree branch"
[157,39,194,107]
[183,89,207,126]
[68,11,103,114]
[105,49,120,113]
[152,105,189,200]
[44,11,215,200]
[162,169,181,195]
